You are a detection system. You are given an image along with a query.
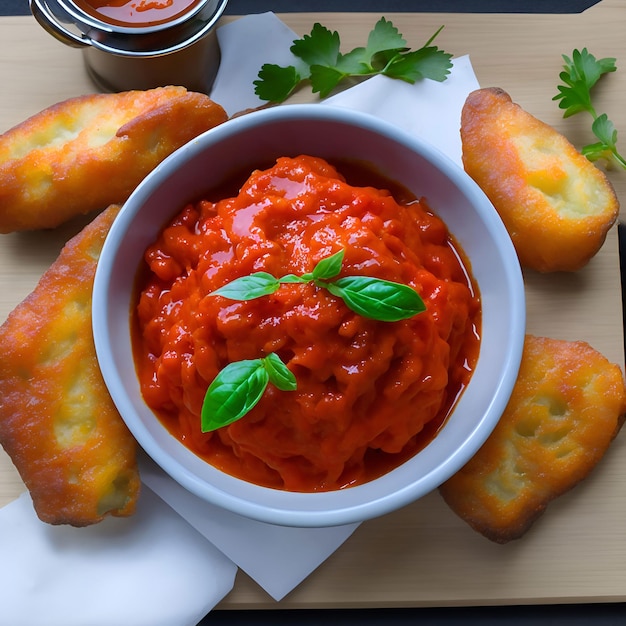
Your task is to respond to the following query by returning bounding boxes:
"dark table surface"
[2,0,624,624]
[0,0,603,15]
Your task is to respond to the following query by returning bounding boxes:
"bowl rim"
[93,103,526,527]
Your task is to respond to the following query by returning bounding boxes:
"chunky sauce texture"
[74,0,202,27]
[133,156,481,491]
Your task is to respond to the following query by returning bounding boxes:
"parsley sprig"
[201,250,426,431]
[254,17,453,103]
[553,48,626,170]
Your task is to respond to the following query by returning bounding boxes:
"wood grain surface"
[0,0,625,609]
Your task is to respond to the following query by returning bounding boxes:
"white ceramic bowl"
[93,104,525,527]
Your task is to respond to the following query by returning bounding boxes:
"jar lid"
[30,0,229,56]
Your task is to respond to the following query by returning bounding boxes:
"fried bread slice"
[0,86,227,232]
[461,87,619,272]
[439,334,626,543]
[0,205,140,526]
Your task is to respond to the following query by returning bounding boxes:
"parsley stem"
[610,151,626,169]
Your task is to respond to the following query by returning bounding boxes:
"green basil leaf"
[263,352,297,391]
[201,248,427,434]
[201,359,269,432]
[312,249,344,280]
[211,272,280,300]
[278,273,307,284]
[327,276,425,321]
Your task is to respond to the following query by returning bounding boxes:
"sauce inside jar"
[72,0,203,28]
[133,155,482,492]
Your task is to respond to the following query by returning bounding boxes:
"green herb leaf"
[277,273,306,284]
[253,17,452,103]
[553,48,616,118]
[263,352,297,391]
[211,249,426,322]
[581,141,616,164]
[591,113,619,148]
[311,249,344,280]
[253,64,301,103]
[291,22,341,67]
[201,359,269,432]
[364,16,407,59]
[309,64,347,98]
[554,48,625,170]
[203,250,426,430]
[201,353,296,432]
[325,276,426,322]
[334,47,372,75]
[211,272,280,300]
[385,46,453,83]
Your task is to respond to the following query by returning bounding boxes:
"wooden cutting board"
[1,0,625,609]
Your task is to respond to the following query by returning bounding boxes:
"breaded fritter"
[0,86,227,232]
[439,334,626,543]
[461,87,619,273]
[0,205,140,526]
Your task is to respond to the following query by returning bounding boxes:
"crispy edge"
[439,334,626,543]
[460,87,620,272]
[0,205,141,526]
[0,86,228,232]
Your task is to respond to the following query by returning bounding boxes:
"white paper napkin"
[323,55,480,167]
[0,11,481,625]
[211,12,303,116]
[140,456,359,601]
[0,486,237,626]
[211,12,480,168]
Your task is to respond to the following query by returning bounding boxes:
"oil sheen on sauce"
[133,155,482,492]
[73,0,203,27]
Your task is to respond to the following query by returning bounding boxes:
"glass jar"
[29,0,229,93]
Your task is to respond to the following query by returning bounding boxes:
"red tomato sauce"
[73,0,202,27]
[133,155,481,492]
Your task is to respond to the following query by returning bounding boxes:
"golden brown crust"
[0,205,140,526]
[439,334,626,543]
[461,87,620,273]
[0,86,227,233]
